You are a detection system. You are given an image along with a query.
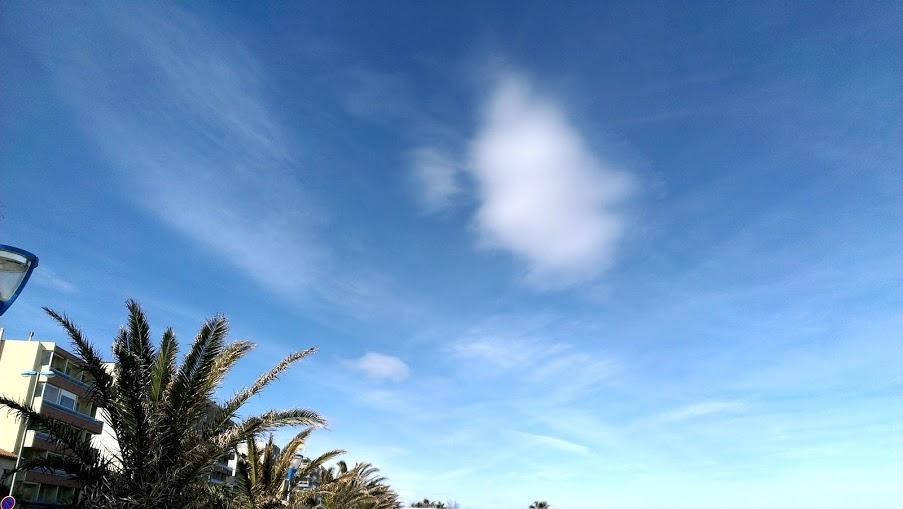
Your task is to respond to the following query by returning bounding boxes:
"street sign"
[1,495,15,509]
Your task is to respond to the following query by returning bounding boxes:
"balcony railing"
[212,462,232,474]
[49,367,92,389]
[29,466,69,477]
[42,400,103,428]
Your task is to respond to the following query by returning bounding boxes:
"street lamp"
[0,245,39,317]
[8,370,55,499]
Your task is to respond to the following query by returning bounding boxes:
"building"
[0,335,305,502]
[219,440,283,485]
[210,450,236,485]
[288,453,316,489]
[0,336,104,507]
[0,448,17,492]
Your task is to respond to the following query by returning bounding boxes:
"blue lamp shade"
[0,244,39,316]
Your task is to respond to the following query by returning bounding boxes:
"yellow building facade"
[0,336,104,507]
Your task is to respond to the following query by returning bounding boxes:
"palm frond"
[43,307,114,402]
[151,327,178,404]
[221,348,317,419]
[214,408,325,450]
[203,340,254,397]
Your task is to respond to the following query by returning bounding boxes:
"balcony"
[45,372,90,400]
[23,469,80,488]
[23,430,58,451]
[212,462,232,475]
[49,367,92,388]
[38,400,103,435]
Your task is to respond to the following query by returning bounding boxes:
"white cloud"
[515,431,591,456]
[345,352,411,382]
[659,400,749,422]
[469,72,634,288]
[410,147,462,212]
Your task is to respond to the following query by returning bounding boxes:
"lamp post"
[7,370,56,499]
[0,245,39,317]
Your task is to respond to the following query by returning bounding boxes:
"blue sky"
[1,1,900,507]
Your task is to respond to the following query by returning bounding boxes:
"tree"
[529,502,551,509]
[411,500,446,508]
[235,429,343,509]
[0,300,323,509]
[298,461,401,509]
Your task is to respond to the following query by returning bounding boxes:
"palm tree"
[411,500,445,508]
[0,300,323,509]
[235,429,343,509]
[297,461,401,509]
[529,502,550,509]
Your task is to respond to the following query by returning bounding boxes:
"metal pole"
[8,373,39,498]
[8,352,54,498]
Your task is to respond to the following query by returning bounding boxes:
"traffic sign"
[1,495,15,509]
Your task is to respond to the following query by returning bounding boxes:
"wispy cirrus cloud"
[450,335,567,369]
[11,3,414,321]
[658,400,749,423]
[449,327,620,397]
[515,431,591,456]
[32,267,78,294]
[14,3,316,294]
[468,72,635,288]
[409,147,462,213]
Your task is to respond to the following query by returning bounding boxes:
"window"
[34,382,44,397]
[50,356,67,372]
[39,484,59,503]
[40,384,79,411]
[40,350,52,366]
[43,384,60,404]
[19,482,39,502]
[58,486,77,504]
[58,391,76,410]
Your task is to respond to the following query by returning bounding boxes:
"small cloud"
[344,352,411,382]
[515,431,591,456]
[410,147,462,213]
[468,71,635,288]
[32,268,78,294]
[658,400,748,422]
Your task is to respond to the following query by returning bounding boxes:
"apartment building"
[0,336,306,503]
[0,336,104,507]
[287,453,317,489]
[215,440,283,486]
